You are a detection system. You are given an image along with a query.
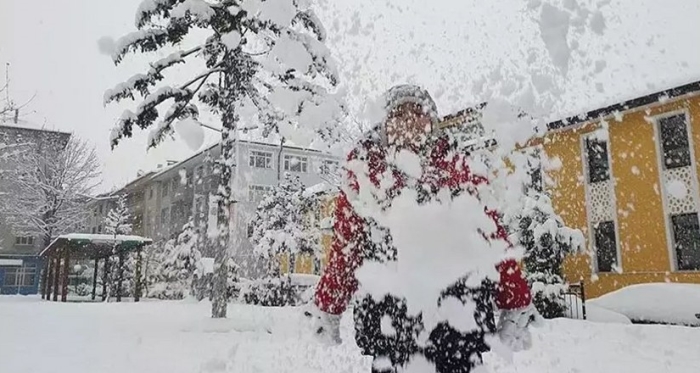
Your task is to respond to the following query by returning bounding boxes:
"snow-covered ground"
[1,296,699,373]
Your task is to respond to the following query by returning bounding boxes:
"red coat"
[314,135,531,315]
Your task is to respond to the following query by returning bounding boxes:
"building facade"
[532,80,700,298]
[0,121,71,294]
[93,140,339,279]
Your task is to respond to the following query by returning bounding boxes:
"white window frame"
[580,131,622,273]
[14,236,34,246]
[248,184,273,202]
[319,159,339,175]
[651,109,700,271]
[284,154,308,173]
[249,150,273,169]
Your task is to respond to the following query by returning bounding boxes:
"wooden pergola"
[39,234,152,302]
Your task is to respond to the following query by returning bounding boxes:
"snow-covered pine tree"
[249,174,308,275]
[150,218,203,299]
[103,193,133,302]
[106,0,343,318]
[504,153,584,318]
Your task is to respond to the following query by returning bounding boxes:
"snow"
[40,233,152,256]
[200,257,215,274]
[1,297,700,373]
[665,178,688,199]
[564,294,632,324]
[173,118,206,151]
[171,0,215,21]
[288,273,320,287]
[589,283,700,326]
[221,31,242,50]
[0,259,23,266]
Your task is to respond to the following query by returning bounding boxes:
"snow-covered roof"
[40,234,153,258]
[302,183,332,197]
[0,259,23,266]
[0,117,71,135]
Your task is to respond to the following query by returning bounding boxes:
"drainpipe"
[277,137,285,185]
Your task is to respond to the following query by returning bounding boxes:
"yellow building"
[531,81,700,298]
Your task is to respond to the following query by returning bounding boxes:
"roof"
[0,118,71,136]
[40,234,152,259]
[547,79,700,131]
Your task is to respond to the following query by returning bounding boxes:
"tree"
[106,0,343,318]
[150,218,203,299]
[0,136,101,247]
[504,155,584,318]
[103,194,133,301]
[249,174,317,275]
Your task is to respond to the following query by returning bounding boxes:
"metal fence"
[564,281,587,320]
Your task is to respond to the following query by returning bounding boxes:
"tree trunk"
[211,71,241,319]
[102,256,110,301]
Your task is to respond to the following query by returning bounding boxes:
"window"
[14,236,34,246]
[313,257,322,275]
[161,181,169,197]
[593,220,618,272]
[247,223,255,238]
[97,225,102,233]
[320,159,339,175]
[526,150,543,192]
[249,150,273,169]
[284,155,308,173]
[248,185,273,202]
[659,114,692,170]
[585,138,610,183]
[4,264,37,287]
[161,207,170,227]
[149,187,154,200]
[91,227,96,234]
[171,178,179,193]
[671,213,700,271]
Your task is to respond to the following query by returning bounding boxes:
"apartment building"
[90,139,339,279]
[0,119,71,294]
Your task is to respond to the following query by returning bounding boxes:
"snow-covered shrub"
[149,219,203,300]
[504,153,584,318]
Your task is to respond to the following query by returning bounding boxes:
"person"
[306,85,537,373]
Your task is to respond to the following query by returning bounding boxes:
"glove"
[497,303,542,351]
[303,304,342,345]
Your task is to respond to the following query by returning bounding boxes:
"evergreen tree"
[504,154,584,318]
[150,218,203,299]
[106,0,343,318]
[102,194,133,301]
[249,174,318,275]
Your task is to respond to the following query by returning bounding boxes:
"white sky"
[1,0,699,191]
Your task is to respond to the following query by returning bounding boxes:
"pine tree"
[150,218,203,299]
[249,174,313,274]
[102,194,133,301]
[504,154,584,318]
[106,0,343,318]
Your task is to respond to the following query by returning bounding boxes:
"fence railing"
[564,281,587,320]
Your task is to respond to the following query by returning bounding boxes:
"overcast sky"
[1,0,699,191]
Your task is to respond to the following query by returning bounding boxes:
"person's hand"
[303,304,342,345]
[497,303,542,351]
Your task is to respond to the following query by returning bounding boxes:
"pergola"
[39,234,152,302]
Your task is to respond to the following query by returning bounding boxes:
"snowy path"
[0,296,698,373]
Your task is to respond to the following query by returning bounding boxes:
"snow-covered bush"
[149,219,203,300]
[249,174,323,276]
[504,154,584,318]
